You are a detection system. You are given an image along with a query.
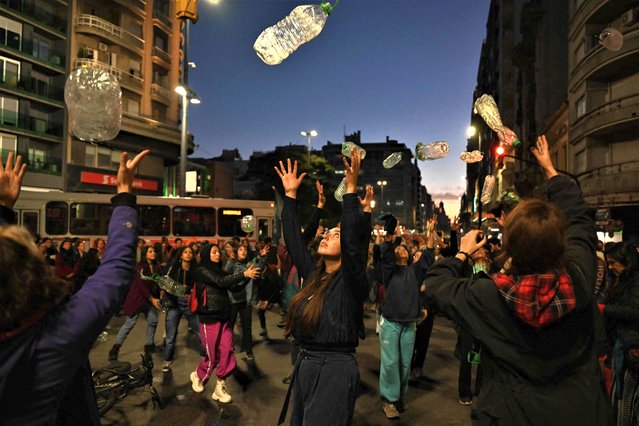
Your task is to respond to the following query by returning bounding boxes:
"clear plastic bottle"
[253,2,336,66]
[158,275,187,297]
[96,331,109,344]
[383,152,402,169]
[460,150,483,163]
[341,142,366,159]
[334,178,346,202]
[415,141,450,161]
[241,215,255,233]
[64,65,122,142]
[480,175,495,204]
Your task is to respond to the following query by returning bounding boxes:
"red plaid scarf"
[492,270,576,328]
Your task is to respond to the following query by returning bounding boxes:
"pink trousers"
[195,321,236,383]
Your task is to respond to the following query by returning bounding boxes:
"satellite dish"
[599,28,624,51]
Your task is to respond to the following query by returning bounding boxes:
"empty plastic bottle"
[253,2,338,66]
[334,178,346,202]
[474,94,521,147]
[383,152,403,169]
[241,215,256,233]
[460,150,483,163]
[480,175,495,204]
[342,142,366,159]
[64,65,122,142]
[96,331,109,344]
[416,141,450,161]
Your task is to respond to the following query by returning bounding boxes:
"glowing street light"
[301,130,318,163]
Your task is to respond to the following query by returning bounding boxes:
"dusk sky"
[188,0,490,206]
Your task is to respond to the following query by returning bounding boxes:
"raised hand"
[531,135,558,179]
[243,264,261,279]
[343,147,361,194]
[458,229,487,256]
[259,244,270,257]
[274,158,307,199]
[358,184,374,212]
[0,151,27,208]
[316,180,326,208]
[117,150,150,194]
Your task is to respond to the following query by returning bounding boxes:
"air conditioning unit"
[98,42,108,52]
[622,9,637,27]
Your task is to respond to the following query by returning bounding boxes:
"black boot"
[144,344,154,356]
[108,344,120,361]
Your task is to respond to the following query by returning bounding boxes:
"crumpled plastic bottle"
[342,142,366,159]
[241,215,255,233]
[460,150,484,163]
[416,141,449,161]
[383,152,402,169]
[480,175,496,204]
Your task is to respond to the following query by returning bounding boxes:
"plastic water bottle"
[241,215,255,233]
[383,152,402,169]
[341,142,366,159]
[480,175,495,204]
[474,94,503,133]
[64,65,122,142]
[96,331,109,344]
[334,178,346,202]
[460,150,483,163]
[416,141,449,161]
[253,2,336,66]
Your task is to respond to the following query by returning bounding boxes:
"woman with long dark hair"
[189,244,260,403]
[0,150,148,424]
[422,136,611,425]
[161,245,201,372]
[108,245,162,360]
[600,242,639,425]
[275,149,370,426]
[54,237,79,283]
[74,247,100,293]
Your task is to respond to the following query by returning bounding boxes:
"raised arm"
[341,148,368,301]
[198,264,259,290]
[276,159,315,280]
[0,152,26,225]
[301,180,325,245]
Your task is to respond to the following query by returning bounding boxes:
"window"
[152,103,167,121]
[0,16,22,49]
[0,56,19,87]
[30,109,47,133]
[70,203,113,235]
[129,59,141,77]
[218,208,253,237]
[0,132,16,154]
[138,205,170,236]
[85,145,122,169]
[0,96,18,126]
[31,70,49,97]
[127,98,140,115]
[576,96,586,118]
[45,201,68,235]
[258,218,269,239]
[32,37,51,61]
[173,207,215,236]
[21,211,39,237]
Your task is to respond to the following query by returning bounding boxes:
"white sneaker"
[190,371,204,393]
[212,379,232,403]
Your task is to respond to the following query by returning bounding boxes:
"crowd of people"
[1,137,638,425]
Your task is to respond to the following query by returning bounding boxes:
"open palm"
[274,159,307,198]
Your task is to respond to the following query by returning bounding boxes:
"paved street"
[90,308,472,426]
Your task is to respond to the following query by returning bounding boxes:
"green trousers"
[379,315,416,403]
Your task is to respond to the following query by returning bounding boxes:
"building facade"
[569,0,639,241]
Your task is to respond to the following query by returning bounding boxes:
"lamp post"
[300,130,317,163]
[377,180,387,211]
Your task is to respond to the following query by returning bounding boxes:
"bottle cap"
[321,0,339,15]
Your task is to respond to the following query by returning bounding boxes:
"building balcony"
[75,14,144,53]
[113,0,146,17]
[73,59,143,92]
[0,110,63,142]
[153,8,173,31]
[579,161,639,206]
[570,27,639,89]
[0,74,64,107]
[151,83,172,104]
[571,93,639,141]
[0,0,67,36]
[0,37,65,73]
[152,45,171,65]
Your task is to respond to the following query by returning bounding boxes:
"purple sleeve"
[41,203,138,356]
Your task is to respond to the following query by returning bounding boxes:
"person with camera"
[0,150,149,425]
[422,135,611,425]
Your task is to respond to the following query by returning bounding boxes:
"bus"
[13,189,276,246]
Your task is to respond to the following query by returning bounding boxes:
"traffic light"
[495,145,505,169]
[176,0,199,22]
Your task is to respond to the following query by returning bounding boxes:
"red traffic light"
[495,145,505,156]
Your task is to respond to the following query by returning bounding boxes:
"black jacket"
[423,176,612,425]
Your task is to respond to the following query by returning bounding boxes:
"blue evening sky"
[188,0,490,199]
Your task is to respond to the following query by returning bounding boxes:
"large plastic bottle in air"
[334,178,346,202]
[383,152,402,169]
[253,2,337,66]
[480,175,495,204]
[416,141,449,161]
[342,142,366,159]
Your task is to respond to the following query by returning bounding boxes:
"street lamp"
[377,180,387,211]
[300,130,317,163]
[175,85,200,195]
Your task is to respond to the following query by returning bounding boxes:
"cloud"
[431,192,463,200]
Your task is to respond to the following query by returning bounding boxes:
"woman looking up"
[275,149,370,426]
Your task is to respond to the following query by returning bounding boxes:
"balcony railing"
[0,73,64,104]
[153,45,171,63]
[73,59,144,91]
[0,109,63,139]
[0,36,65,70]
[0,0,67,33]
[0,148,61,175]
[75,14,144,51]
[578,161,639,200]
[152,83,171,99]
[153,8,173,29]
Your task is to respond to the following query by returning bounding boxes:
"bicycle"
[93,354,164,416]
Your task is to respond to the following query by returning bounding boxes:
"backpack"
[188,283,206,313]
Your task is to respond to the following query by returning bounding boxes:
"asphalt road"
[90,307,473,426]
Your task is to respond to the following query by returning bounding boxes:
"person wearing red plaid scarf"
[422,135,612,425]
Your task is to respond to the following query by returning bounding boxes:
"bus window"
[70,203,113,235]
[139,205,170,236]
[21,211,39,237]
[218,208,253,237]
[258,218,269,239]
[45,202,68,235]
[173,207,215,236]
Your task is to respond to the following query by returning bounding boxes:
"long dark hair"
[284,258,339,338]
[499,198,566,275]
[605,242,638,301]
